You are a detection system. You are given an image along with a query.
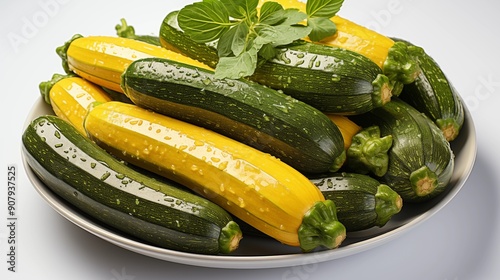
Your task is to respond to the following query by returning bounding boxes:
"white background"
[1,0,500,279]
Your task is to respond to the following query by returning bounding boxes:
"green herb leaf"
[259,2,283,25]
[258,44,278,60]
[230,22,251,56]
[220,0,259,20]
[217,21,253,57]
[258,24,311,47]
[217,24,238,57]
[256,8,310,46]
[273,9,308,27]
[178,0,232,43]
[306,0,344,18]
[215,48,258,79]
[216,31,286,79]
[179,0,345,79]
[307,17,337,41]
[305,0,344,41]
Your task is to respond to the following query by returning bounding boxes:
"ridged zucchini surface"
[395,38,464,141]
[121,57,345,174]
[22,115,242,254]
[352,98,454,202]
[84,101,347,252]
[310,173,402,231]
[159,11,393,115]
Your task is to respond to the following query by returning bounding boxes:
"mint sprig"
[177,0,232,43]
[306,0,344,41]
[178,0,344,79]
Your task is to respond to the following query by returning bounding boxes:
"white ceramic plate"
[21,97,477,269]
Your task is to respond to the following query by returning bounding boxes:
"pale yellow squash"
[60,35,212,93]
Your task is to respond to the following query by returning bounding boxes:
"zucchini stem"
[38,73,75,104]
[56,34,83,74]
[409,165,438,197]
[372,74,393,107]
[218,221,243,254]
[115,18,161,46]
[374,184,403,227]
[383,41,422,92]
[298,200,346,252]
[115,18,136,39]
[347,126,393,177]
[436,118,461,142]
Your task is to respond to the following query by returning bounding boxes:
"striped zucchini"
[237,172,402,235]
[38,73,112,135]
[84,101,347,252]
[257,0,421,90]
[22,115,242,254]
[395,38,465,141]
[353,98,454,202]
[250,42,393,114]
[56,34,211,93]
[310,173,402,231]
[160,11,393,115]
[121,57,345,174]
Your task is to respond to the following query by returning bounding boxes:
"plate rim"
[21,96,477,269]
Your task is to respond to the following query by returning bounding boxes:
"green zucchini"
[395,38,464,142]
[159,11,393,115]
[309,173,402,231]
[236,172,402,235]
[121,57,345,174]
[352,98,454,202]
[22,115,242,254]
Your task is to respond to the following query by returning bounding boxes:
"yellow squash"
[258,0,391,67]
[84,101,346,252]
[56,35,211,93]
[39,74,112,135]
[327,114,362,150]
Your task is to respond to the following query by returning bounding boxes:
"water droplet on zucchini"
[101,171,111,180]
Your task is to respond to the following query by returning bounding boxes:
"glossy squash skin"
[352,98,454,202]
[39,74,112,135]
[256,0,421,88]
[84,101,347,252]
[56,34,211,93]
[160,11,393,115]
[121,57,345,174]
[22,115,243,254]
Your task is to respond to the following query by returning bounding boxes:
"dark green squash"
[352,98,454,202]
[121,57,345,174]
[310,173,402,231]
[22,115,242,254]
[159,11,393,115]
[395,38,464,142]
